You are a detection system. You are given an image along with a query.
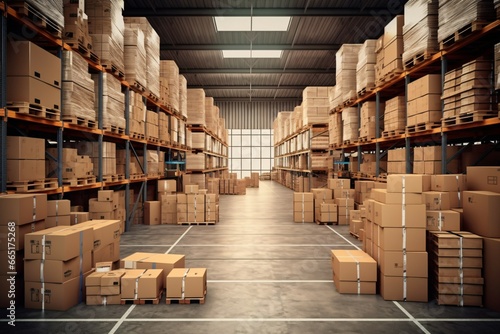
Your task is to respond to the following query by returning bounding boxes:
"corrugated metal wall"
[216,101,299,129]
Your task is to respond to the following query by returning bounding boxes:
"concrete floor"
[4,180,500,333]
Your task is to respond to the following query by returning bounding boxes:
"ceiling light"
[214,16,291,32]
[222,50,283,58]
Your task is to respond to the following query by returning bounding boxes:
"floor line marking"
[107,304,135,334]
[207,280,333,283]
[393,301,432,334]
[121,244,355,247]
[325,225,361,250]
[165,226,193,254]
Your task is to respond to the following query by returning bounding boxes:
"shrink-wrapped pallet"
[334,44,362,107]
[302,87,331,125]
[160,60,180,111]
[179,75,188,118]
[356,40,377,94]
[91,73,125,129]
[123,26,147,88]
[187,89,206,125]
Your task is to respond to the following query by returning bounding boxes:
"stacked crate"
[160,60,180,112]
[406,74,442,128]
[376,15,404,86]
[428,231,483,306]
[328,112,342,147]
[293,192,314,223]
[179,75,188,119]
[187,89,206,126]
[332,44,362,109]
[359,101,384,140]
[402,0,439,69]
[437,0,495,49]
[302,87,331,125]
[86,0,125,73]
[62,50,96,124]
[129,90,146,138]
[63,0,92,51]
[342,107,358,143]
[91,73,125,131]
[123,24,147,89]
[356,40,377,96]
[124,17,160,99]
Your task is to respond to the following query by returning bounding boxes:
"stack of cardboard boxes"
[328,178,354,225]
[86,268,124,305]
[62,50,96,122]
[359,101,384,140]
[167,268,208,302]
[86,0,125,73]
[63,0,92,51]
[76,141,117,178]
[356,39,377,95]
[89,190,117,220]
[328,112,342,147]
[375,15,404,86]
[187,89,206,126]
[160,60,180,112]
[312,188,334,224]
[407,74,442,128]
[293,192,314,223]
[387,148,407,174]
[349,209,363,238]
[158,179,178,224]
[341,107,358,143]
[46,147,94,182]
[146,110,159,142]
[383,96,406,135]
[159,112,171,144]
[91,73,125,131]
[331,250,377,294]
[301,87,331,125]
[413,146,460,175]
[331,44,362,109]
[123,24,147,89]
[179,75,188,119]
[129,90,146,137]
[7,41,61,113]
[7,136,46,182]
[177,185,220,224]
[46,200,71,227]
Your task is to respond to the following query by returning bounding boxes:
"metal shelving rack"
[0,2,188,231]
[186,125,228,178]
[330,20,500,179]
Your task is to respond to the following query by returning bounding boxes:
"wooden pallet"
[63,176,96,187]
[357,86,376,97]
[62,116,97,129]
[376,69,404,87]
[102,174,124,183]
[147,90,160,102]
[7,102,60,120]
[357,136,375,143]
[129,79,146,93]
[178,221,216,226]
[343,139,355,146]
[404,50,437,70]
[65,39,99,64]
[130,173,146,180]
[406,121,441,134]
[442,110,497,127]
[439,21,490,50]
[103,124,125,135]
[350,231,360,240]
[166,291,206,305]
[343,95,357,107]
[147,136,160,143]
[102,62,125,79]
[315,220,336,225]
[121,290,163,305]
[381,129,406,138]
[10,2,63,38]
[130,132,145,140]
[7,178,58,193]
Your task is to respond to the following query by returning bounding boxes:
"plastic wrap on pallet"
[359,101,385,139]
[335,44,363,104]
[187,89,206,125]
[342,107,359,142]
[62,81,96,119]
[160,60,180,111]
[437,0,495,43]
[91,73,125,128]
[302,86,330,125]
[402,0,439,63]
[62,51,94,91]
[356,40,377,93]
[179,75,188,118]
[328,112,342,147]
[123,26,147,87]
[10,0,65,29]
[384,96,406,132]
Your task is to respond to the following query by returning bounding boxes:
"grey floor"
[3,181,500,333]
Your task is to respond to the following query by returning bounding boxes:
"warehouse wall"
[216,101,299,178]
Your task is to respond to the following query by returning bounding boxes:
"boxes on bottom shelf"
[166,268,207,299]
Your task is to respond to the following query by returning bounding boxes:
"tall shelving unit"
[273,123,329,190]
[329,20,500,177]
[0,3,188,231]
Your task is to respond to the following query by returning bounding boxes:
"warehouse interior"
[1,0,500,333]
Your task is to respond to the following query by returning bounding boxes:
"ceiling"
[123,0,407,102]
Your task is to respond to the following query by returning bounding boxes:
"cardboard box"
[426,210,461,231]
[144,201,161,225]
[93,239,120,265]
[78,220,121,252]
[333,276,376,295]
[7,159,45,181]
[45,215,71,228]
[467,166,500,193]
[100,269,126,287]
[463,191,500,238]
[24,251,92,283]
[90,212,115,220]
[429,231,483,249]
[422,192,451,210]
[184,184,199,194]
[370,189,422,204]
[120,269,147,299]
[483,238,500,312]
[86,295,121,305]
[137,269,164,299]
[89,198,114,213]
[166,268,207,298]
[431,174,466,192]
[293,211,314,223]
[120,252,185,285]
[24,225,94,261]
[331,250,377,282]
[86,272,106,287]
[47,200,71,217]
[1,194,67,236]
[98,190,114,202]
[6,136,45,160]
[376,226,426,252]
[327,178,350,190]
[70,212,90,225]
[0,220,45,251]
[386,174,431,193]
[378,250,428,277]
[25,270,91,311]
[373,202,426,228]
[7,76,61,110]
[158,179,177,193]
[380,275,428,302]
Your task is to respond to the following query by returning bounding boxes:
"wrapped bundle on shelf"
[356,40,377,95]
[328,112,342,147]
[124,17,161,99]
[137,150,160,176]
[160,60,180,111]
[383,96,406,135]
[170,117,178,144]
[376,15,404,86]
[91,73,125,130]
[402,0,439,68]
[333,44,362,108]
[292,105,303,132]
[179,75,188,119]
[302,87,331,125]
[123,25,147,89]
[178,119,186,146]
[158,112,170,144]
[205,97,217,133]
[9,0,64,32]
[129,90,146,137]
[63,0,92,50]
[342,107,359,143]
[274,111,292,143]
[437,0,495,48]
[359,101,385,141]
[146,110,159,141]
[387,148,407,174]
[76,141,116,177]
[442,68,462,118]
[406,74,442,128]
[413,146,459,174]
[187,89,206,125]
[87,0,125,72]
[62,50,96,122]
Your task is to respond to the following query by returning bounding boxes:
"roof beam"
[180,68,336,74]
[214,97,301,102]
[161,44,340,51]
[123,7,392,17]
[189,85,306,90]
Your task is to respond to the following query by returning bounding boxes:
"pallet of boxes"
[177,184,219,225]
